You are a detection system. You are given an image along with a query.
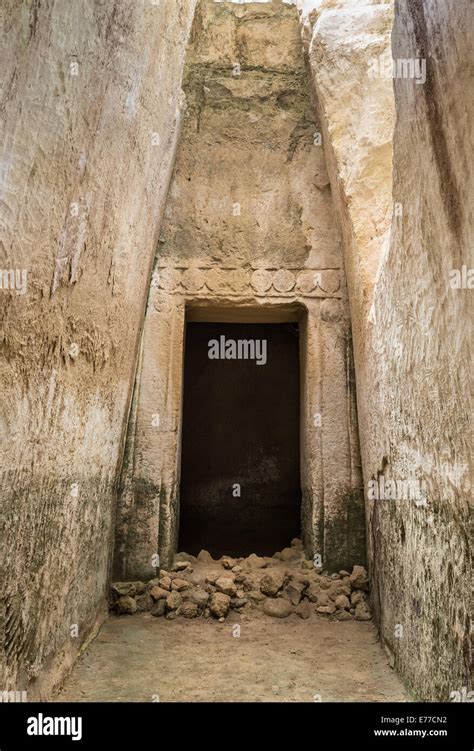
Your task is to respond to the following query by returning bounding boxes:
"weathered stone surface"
[316,604,336,616]
[112,582,143,598]
[305,0,472,699]
[190,589,210,608]
[351,590,368,607]
[158,576,172,592]
[209,593,231,619]
[248,590,266,603]
[335,609,353,622]
[166,592,183,611]
[136,593,153,612]
[296,601,312,620]
[263,598,293,619]
[1,0,197,697]
[173,561,192,572]
[292,572,310,586]
[150,600,167,618]
[279,547,299,562]
[349,566,369,591]
[4,0,469,706]
[260,571,285,597]
[146,578,161,590]
[110,560,374,622]
[242,576,258,592]
[175,552,197,564]
[231,598,248,610]
[244,554,267,570]
[286,582,306,606]
[215,577,237,597]
[315,592,332,609]
[190,574,205,587]
[150,587,169,602]
[354,602,372,622]
[329,582,352,600]
[335,595,351,611]
[179,602,199,619]
[171,578,190,592]
[306,583,321,603]
[318,577,332,591]
[116,596,137,615]
[197,550,214,563]
[205,572,221,585]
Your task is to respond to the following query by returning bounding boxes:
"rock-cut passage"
[178,322,301,558]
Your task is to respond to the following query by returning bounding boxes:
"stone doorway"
[112,0,367,581]
[178,321,301,558]
[114,299,365,579]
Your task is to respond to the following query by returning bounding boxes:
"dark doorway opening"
[178,321,301,558]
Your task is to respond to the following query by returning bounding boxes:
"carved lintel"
[152,266,341,298]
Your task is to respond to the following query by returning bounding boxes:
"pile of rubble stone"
[110,539,371,622]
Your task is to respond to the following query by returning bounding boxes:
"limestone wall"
[2,0,470,703]
[0,0,197,697]
[304,0,472,699]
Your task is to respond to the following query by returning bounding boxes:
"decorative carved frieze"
[153,266,341,298]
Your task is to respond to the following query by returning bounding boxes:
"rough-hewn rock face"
[378,0,472,702]
[2,0,470,704]
[114,0,365,580]
[1,0,197,698]
[304,0,472,699]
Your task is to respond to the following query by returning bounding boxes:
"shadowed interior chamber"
[178,321,301,557]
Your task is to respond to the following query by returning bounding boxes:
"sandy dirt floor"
[55,612,408,703]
